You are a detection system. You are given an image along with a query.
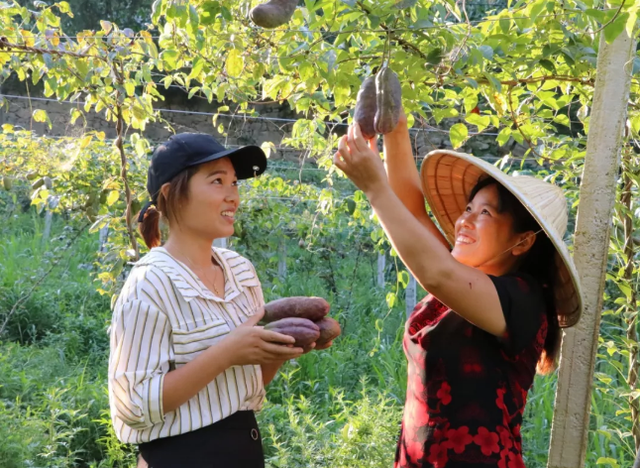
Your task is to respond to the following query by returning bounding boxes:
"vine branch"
[113,61,140,261]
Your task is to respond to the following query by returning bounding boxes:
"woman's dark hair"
[469,177,560,375]
[138,167,199,249]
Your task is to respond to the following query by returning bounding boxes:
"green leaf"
[345,198,356,215]
[398,271,409,288]
[478,45,493,61]
[124,81,136,97]
[496,128,512,146]
[618,282,632,301]
[465,77,479,89]
[333,80,350,107]
[189,57,204,81]
[32,109,51,128]
[604,12,630,44]
[630,113,640,135]
[596,457,619,467]
[188,5,199,35]
[585,9,609,23]
[465,114,491,132]
[225,49,243,78]
[56,1,70,12]
[70,108,83,125]
[433,109,458,124]
[106,190,119,206]
[463,92,478,114]
[386,292,397,308]
[449,123,468,149]
[186,86,199,99]
[260,141,275,158]
[426,48,443,65]
[483,73,502,92]
[529,0,548,22]
[499,17,511,33]
[161,49,180,69]
[554,114,571,127]
[539,59,555,72]
[594,372,613,385]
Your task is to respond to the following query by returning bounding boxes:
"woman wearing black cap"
[108,133,306,468]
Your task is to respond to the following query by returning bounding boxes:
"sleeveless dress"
[395,273,548,468]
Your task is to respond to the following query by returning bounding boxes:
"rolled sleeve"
[108,299,172,429]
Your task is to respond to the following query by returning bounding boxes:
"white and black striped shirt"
[108,246,266,444]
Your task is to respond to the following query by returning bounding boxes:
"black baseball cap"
[138,133,267,222]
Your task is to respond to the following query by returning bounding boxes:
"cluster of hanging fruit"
[249,0,403,137]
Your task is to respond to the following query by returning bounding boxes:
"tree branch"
[0,37,99,59]
[114,62,140,261]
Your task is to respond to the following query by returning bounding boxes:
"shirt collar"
[136,247,250,302]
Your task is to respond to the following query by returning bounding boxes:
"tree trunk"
[547,29,636,468]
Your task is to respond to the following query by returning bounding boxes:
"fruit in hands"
[315,317,341,347]
[265,317,320,347]
[263,296,329,323]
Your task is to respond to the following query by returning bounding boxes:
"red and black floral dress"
[395,273,548,468]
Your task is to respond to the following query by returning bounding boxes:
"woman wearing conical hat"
[333,110,583,468]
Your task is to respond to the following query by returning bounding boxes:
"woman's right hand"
[223,309,304,366]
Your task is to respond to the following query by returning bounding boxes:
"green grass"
[0,211,635,467]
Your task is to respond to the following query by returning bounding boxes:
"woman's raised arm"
[383,114,449,249]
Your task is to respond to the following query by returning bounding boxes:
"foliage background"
[0,0,638,466]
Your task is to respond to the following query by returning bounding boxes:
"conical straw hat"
[420,149,583,327]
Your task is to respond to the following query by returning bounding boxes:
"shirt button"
[250,428,259,441]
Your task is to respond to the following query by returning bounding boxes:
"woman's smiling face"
[163,157,240,240]
[451,183,534,276]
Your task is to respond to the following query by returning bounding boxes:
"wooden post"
[633,447,640,468]
[406,273,417,318]
[547,29,636,468]
[99,226,109,254]
[278,240,287,279]
[377,253,386,288]
[42,195,59,245]
[42,210,53,244]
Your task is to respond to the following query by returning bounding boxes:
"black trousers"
[138,411,264,468]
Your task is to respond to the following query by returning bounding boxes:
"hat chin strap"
[472,228,545,270]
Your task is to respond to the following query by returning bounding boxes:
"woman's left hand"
[333,123,388,195]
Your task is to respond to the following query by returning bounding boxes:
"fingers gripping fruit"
[315,317,341,347]
[265,317,320,347]
[353,76,377,140]
[263,296,329,323]
[374,65,402,135]
[250,0,297,29]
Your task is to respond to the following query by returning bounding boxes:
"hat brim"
[189,145,267,180]
[420,149,583,328]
